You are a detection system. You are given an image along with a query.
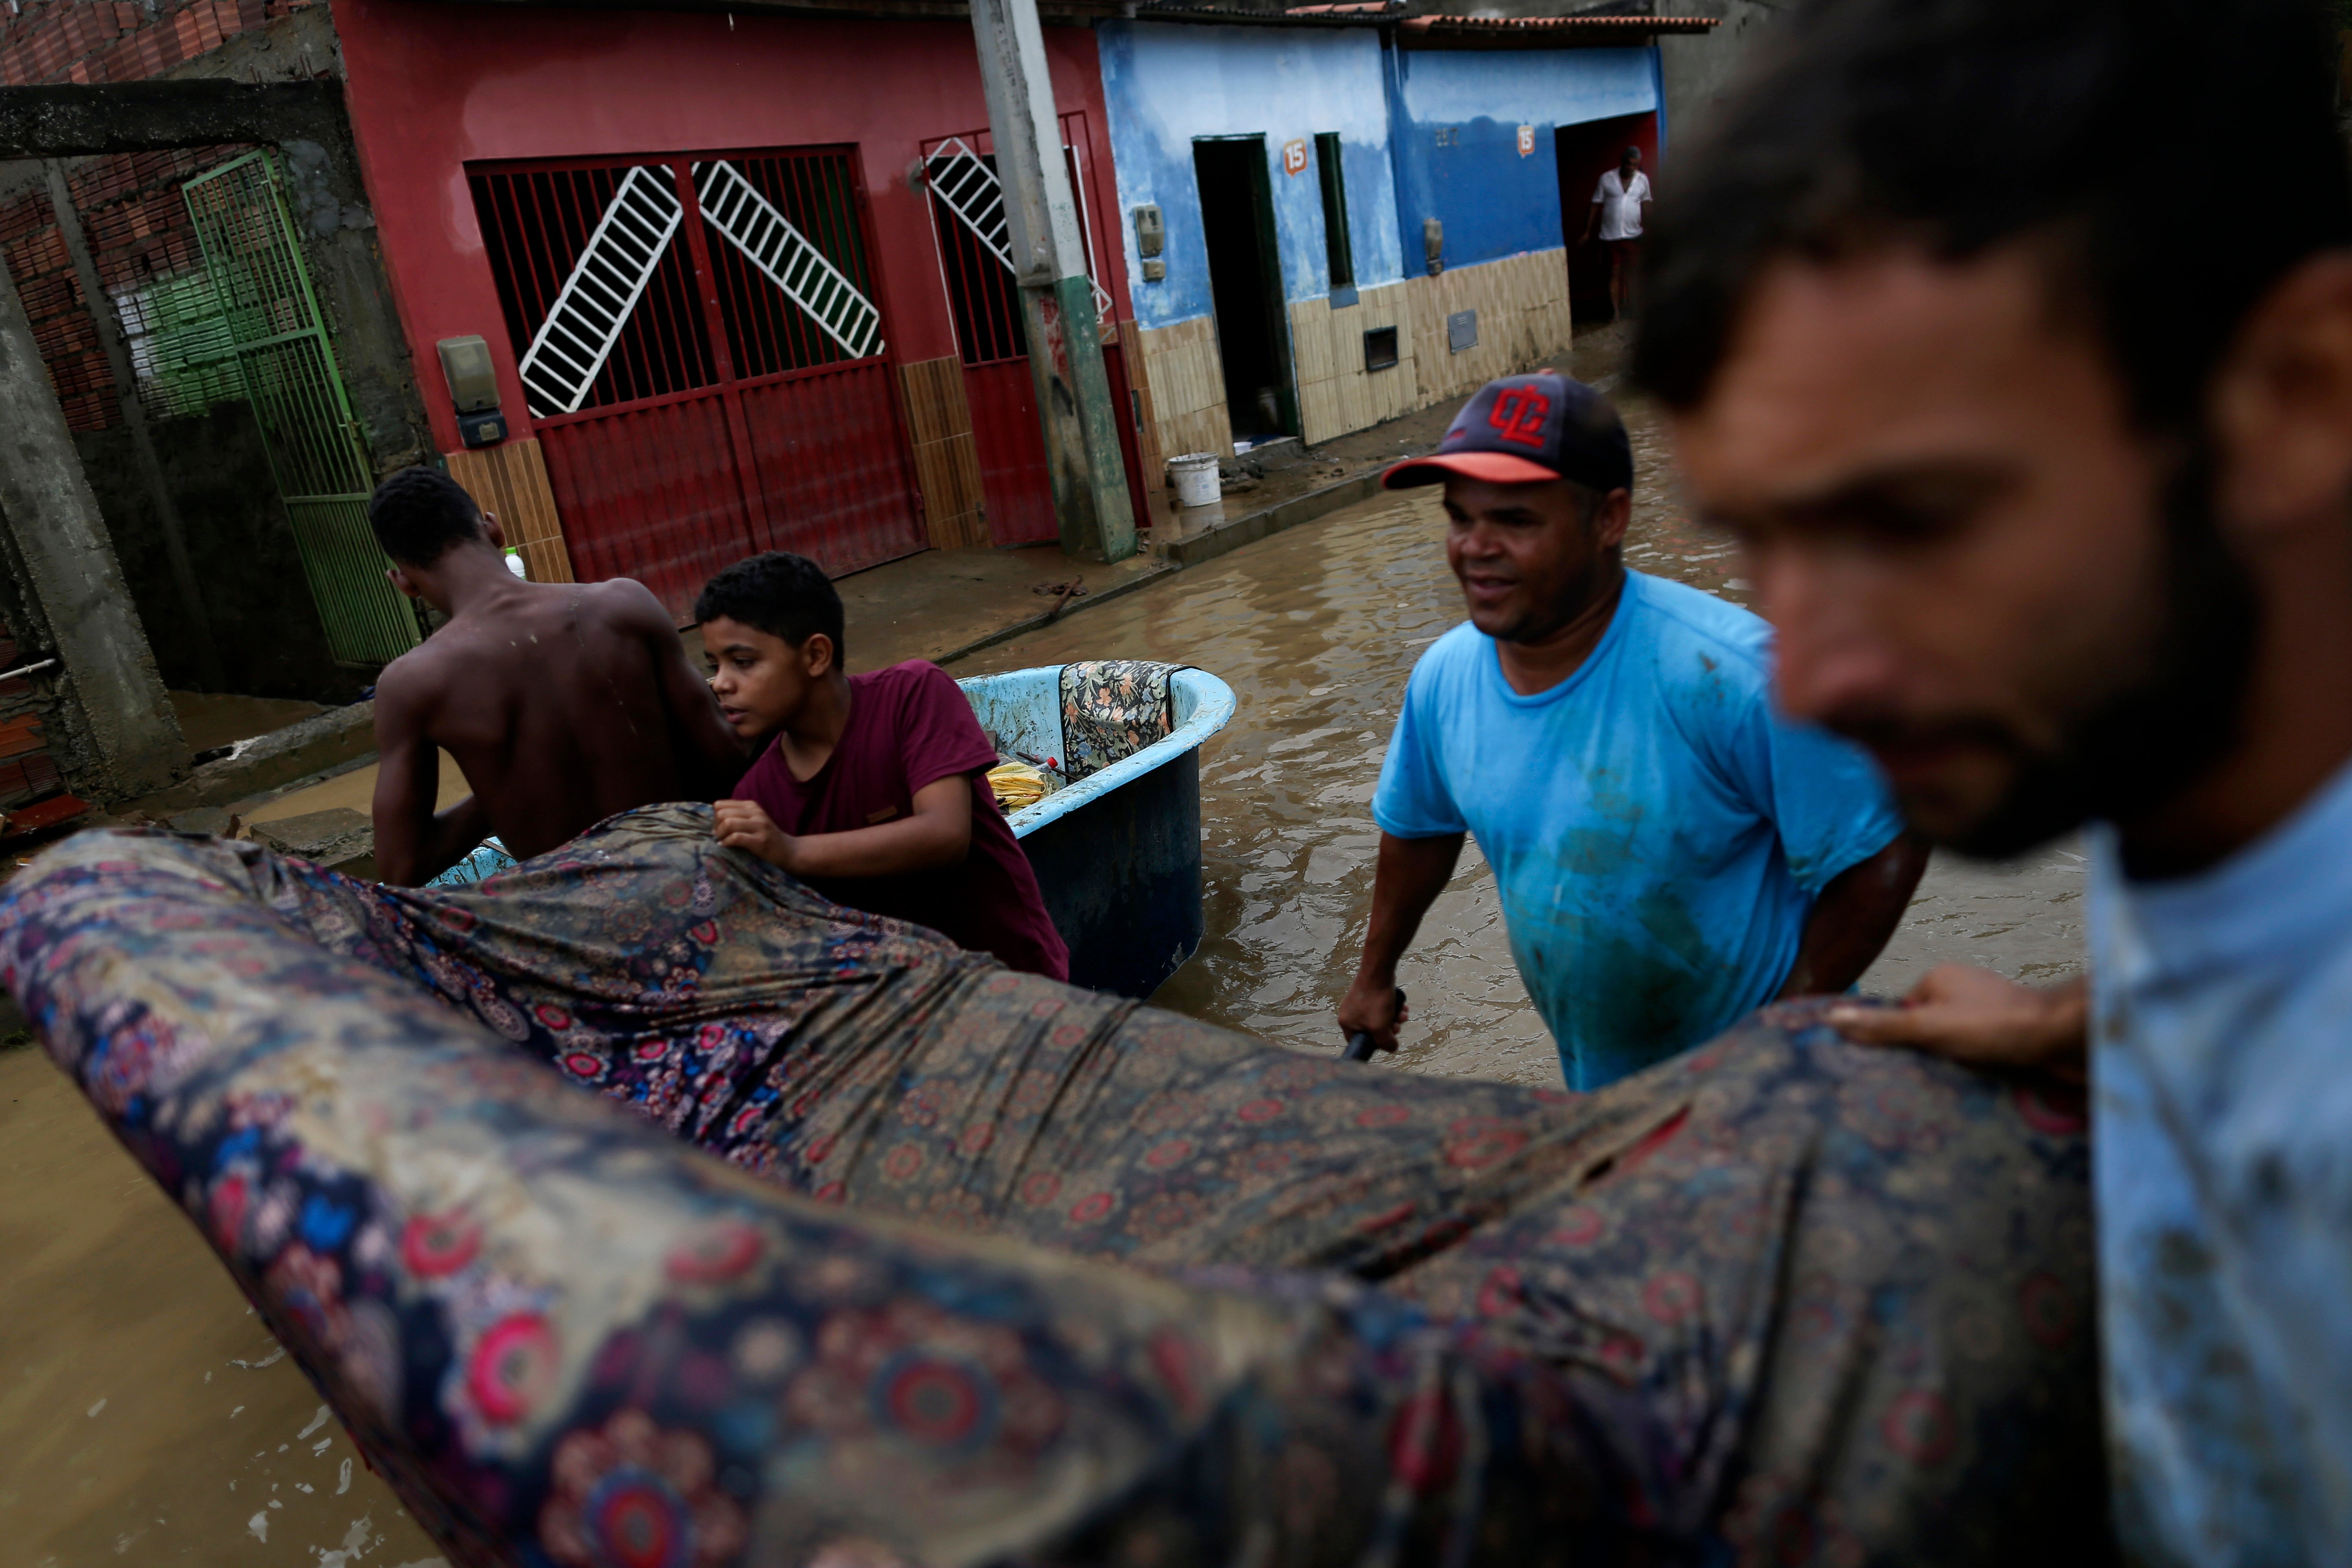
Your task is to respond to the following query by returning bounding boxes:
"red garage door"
[470,149,928,616]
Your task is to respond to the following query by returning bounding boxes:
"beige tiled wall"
[1135,314,1234,465]
[1110,321,1177,537]
[1407,248,1575,407]
[895,355,991,550]
[1289,281,1418,447]
[444,438,575,584]
[1135,247,1575,467]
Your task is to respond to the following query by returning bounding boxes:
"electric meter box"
[437,335,500,413]
[1132,204,1164,258]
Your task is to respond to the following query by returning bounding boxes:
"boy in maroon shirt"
[696,552,1069,980]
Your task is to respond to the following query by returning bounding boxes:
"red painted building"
[334,0,1158,615]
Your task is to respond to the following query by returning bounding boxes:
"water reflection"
[965,487,1563,1084]
[0,1048,445,1566]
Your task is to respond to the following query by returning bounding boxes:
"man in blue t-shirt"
[1338,372,1924,1088]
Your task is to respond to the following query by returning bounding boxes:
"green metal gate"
[184,151,421,665]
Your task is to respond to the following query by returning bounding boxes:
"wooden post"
[968,0,1137,563]
[45,159,227,693]
[0,242,189,799]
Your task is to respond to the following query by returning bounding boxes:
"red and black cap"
[1381,372,1633,495]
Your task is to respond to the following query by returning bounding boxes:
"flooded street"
[0,1051,446,1567]
[0,370,2079,1565]
[968,390,2085,1081]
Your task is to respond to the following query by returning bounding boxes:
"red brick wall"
[0,620,63,810]
[0,148,252,432]
[0,192,113,431]
[0,0,318,431]
[0,0,308,87]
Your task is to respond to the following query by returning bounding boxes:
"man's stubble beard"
[1910,447,2262,860]
[1482,543,1623,650]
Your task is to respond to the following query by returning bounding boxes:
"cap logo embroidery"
[1488,387,1551,448]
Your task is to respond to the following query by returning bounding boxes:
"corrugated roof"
[1137,3,1721,36]
[1399,12,1720,33]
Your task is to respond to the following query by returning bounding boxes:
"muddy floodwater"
[0,389,2080,1564]
[0,1050,448,1566]
[969,477,2085,1081]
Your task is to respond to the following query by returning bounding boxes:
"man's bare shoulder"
[373,595,545,717]
[571,575,674,633]
[371,640,459,732]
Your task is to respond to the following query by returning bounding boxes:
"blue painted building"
[1096,10,1709,461]
[1099,26,1403,334]
[1384,41,1662,278]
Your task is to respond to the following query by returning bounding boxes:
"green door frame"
[1193,134,1299,441]
[184,150,423,666]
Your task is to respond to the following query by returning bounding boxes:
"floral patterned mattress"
[0,805,2110,1566]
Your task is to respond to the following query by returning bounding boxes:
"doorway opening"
[1555,113,1659,325]
[1191,136,1295,446]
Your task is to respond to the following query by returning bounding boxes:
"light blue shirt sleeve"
[1372,663,1468,839]
[1713,700,1905,895]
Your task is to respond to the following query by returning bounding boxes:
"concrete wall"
[0,5,436,478]
[1383,44,1658,273]
[75,405,365,703]
[1656,0,1782,144]
[1096,21,1405,330]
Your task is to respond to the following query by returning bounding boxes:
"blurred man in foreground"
[1635,0,2352,1556]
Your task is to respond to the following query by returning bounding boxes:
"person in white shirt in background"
[1581,145,1651,321]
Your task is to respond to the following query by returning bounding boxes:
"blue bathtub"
[959,665,1236,998]
[435,666,1237,998]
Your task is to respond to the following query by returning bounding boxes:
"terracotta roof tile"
[1400,12,1719,32]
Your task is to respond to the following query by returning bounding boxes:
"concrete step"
[247,805,376,879]
[122,701,375,817]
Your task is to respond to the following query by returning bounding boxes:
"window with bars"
[925,134,1111,370]
[930,150,1026,367]
[703,153,879,380]
[471,162,716,417]
[468,150,884,422]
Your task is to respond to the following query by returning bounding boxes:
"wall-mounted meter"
[1133,203,1164,257]
[1133,205,1167,282]
[437,334,506,447]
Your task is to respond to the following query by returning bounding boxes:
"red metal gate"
[470,149,928,616]
[922,119,1148,548]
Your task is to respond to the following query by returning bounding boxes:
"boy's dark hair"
[368,467,487,567]
[695,551,846,661]
[1631,0,2352,434]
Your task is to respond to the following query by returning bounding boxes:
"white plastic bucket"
[1170,451,1221,508]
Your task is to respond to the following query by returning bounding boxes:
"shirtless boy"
[365,467,746,885]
